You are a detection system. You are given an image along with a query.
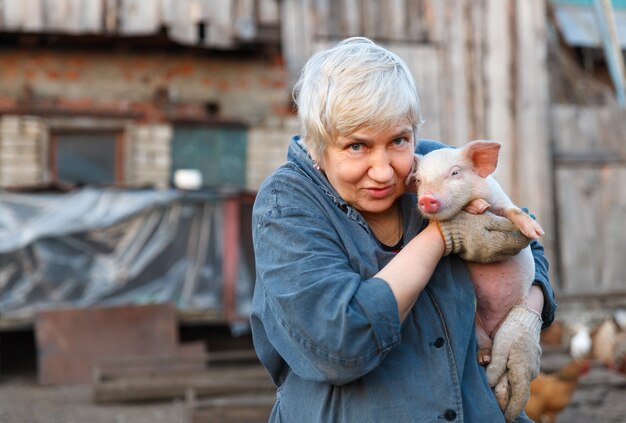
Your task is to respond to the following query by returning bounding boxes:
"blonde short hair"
[293,37,424,161]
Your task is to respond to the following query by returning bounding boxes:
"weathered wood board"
[35,303,179,384]
[551,105,626,295]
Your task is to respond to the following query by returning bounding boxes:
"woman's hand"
[436,211,530,263]
[486,303,542,421]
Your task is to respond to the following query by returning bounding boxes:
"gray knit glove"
[486,305,542,422]
[436,211,531,263]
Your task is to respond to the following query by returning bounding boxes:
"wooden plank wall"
[551,105,626,295]
[281,0,556,272]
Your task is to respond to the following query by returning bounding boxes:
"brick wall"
[0,50,288,126]
[0,115,47,188]
[0,49,292,192]
[246,116,300,191]
[0,114,302,192]
[124,123,172,189]
[0,117,175,190]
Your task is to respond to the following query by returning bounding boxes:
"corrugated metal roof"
[550,0,626,48]
[551,0,626,8]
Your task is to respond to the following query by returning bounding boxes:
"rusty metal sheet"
[35,303,179,385]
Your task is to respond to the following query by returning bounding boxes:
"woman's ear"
[310,147,325,171]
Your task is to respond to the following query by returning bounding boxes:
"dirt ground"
[0,325,270,423]
[555,366,626,423]
[1,328,625,423]
[1,363,624,423]
[0,374,274,423]
[0,377,188,423]
[0,367,626,423]
[526,347,626,423]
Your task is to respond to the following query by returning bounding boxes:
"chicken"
[569,323,592,360]
[540,320,564,347]
[591,318,619,369]
[614,307,626,332]
[525,359,590,423]
[589,308,626,372]
[614,331,626,374]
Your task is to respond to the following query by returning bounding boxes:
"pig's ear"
[464,140,500,178]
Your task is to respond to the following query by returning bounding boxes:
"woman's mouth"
[365,185,394,199]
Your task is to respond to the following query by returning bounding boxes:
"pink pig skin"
[414,140,544,365]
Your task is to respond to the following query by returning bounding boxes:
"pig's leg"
[468,248,535,366]
[504,208,544,239]
[475,314,493,366]
[484,176,544,238]
[464,198,491,215]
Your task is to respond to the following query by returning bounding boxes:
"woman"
[251,37,556,422]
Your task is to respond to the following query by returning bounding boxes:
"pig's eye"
[450,168,461,177]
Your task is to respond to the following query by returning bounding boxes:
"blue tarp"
[0,187,254,324]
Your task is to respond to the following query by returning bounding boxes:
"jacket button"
[433,337,445,348]
[444,409,457,421]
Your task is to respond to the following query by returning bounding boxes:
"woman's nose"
[368,152,394,181]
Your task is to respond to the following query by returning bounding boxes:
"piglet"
[413,140,544,366]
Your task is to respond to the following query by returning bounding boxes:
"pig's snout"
[418,194,440,214]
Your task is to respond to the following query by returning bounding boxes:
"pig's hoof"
[465,199,491,214]
[477,348,491,366]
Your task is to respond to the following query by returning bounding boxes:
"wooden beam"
[484,0,514,194]
[593,0,626,105]
[553,151,626,165]
[223,197,240,321]
[514,0,555,270]
[440,0,470,146]
[93,349,273,403]
[281,0,314,88]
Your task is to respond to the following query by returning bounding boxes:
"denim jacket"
[251,137,556,423]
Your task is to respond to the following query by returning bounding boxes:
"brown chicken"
[525,359,590,423]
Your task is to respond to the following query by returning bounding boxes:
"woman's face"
[320,121,415,217]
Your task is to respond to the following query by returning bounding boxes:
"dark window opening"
[50,132,123,185]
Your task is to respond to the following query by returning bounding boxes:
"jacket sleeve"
[529,239,557,329]
[416,139,450,154]
[251,176,401,385]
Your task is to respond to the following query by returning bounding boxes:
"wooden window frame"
[48,129,125,185]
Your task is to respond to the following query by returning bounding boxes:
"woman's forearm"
[376,221,444,322]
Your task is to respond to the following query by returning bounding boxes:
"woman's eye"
[392,137,408,146]
[349,143,364,151]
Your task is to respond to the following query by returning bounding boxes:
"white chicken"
[569,323,592,360]
[614,307,626,332]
